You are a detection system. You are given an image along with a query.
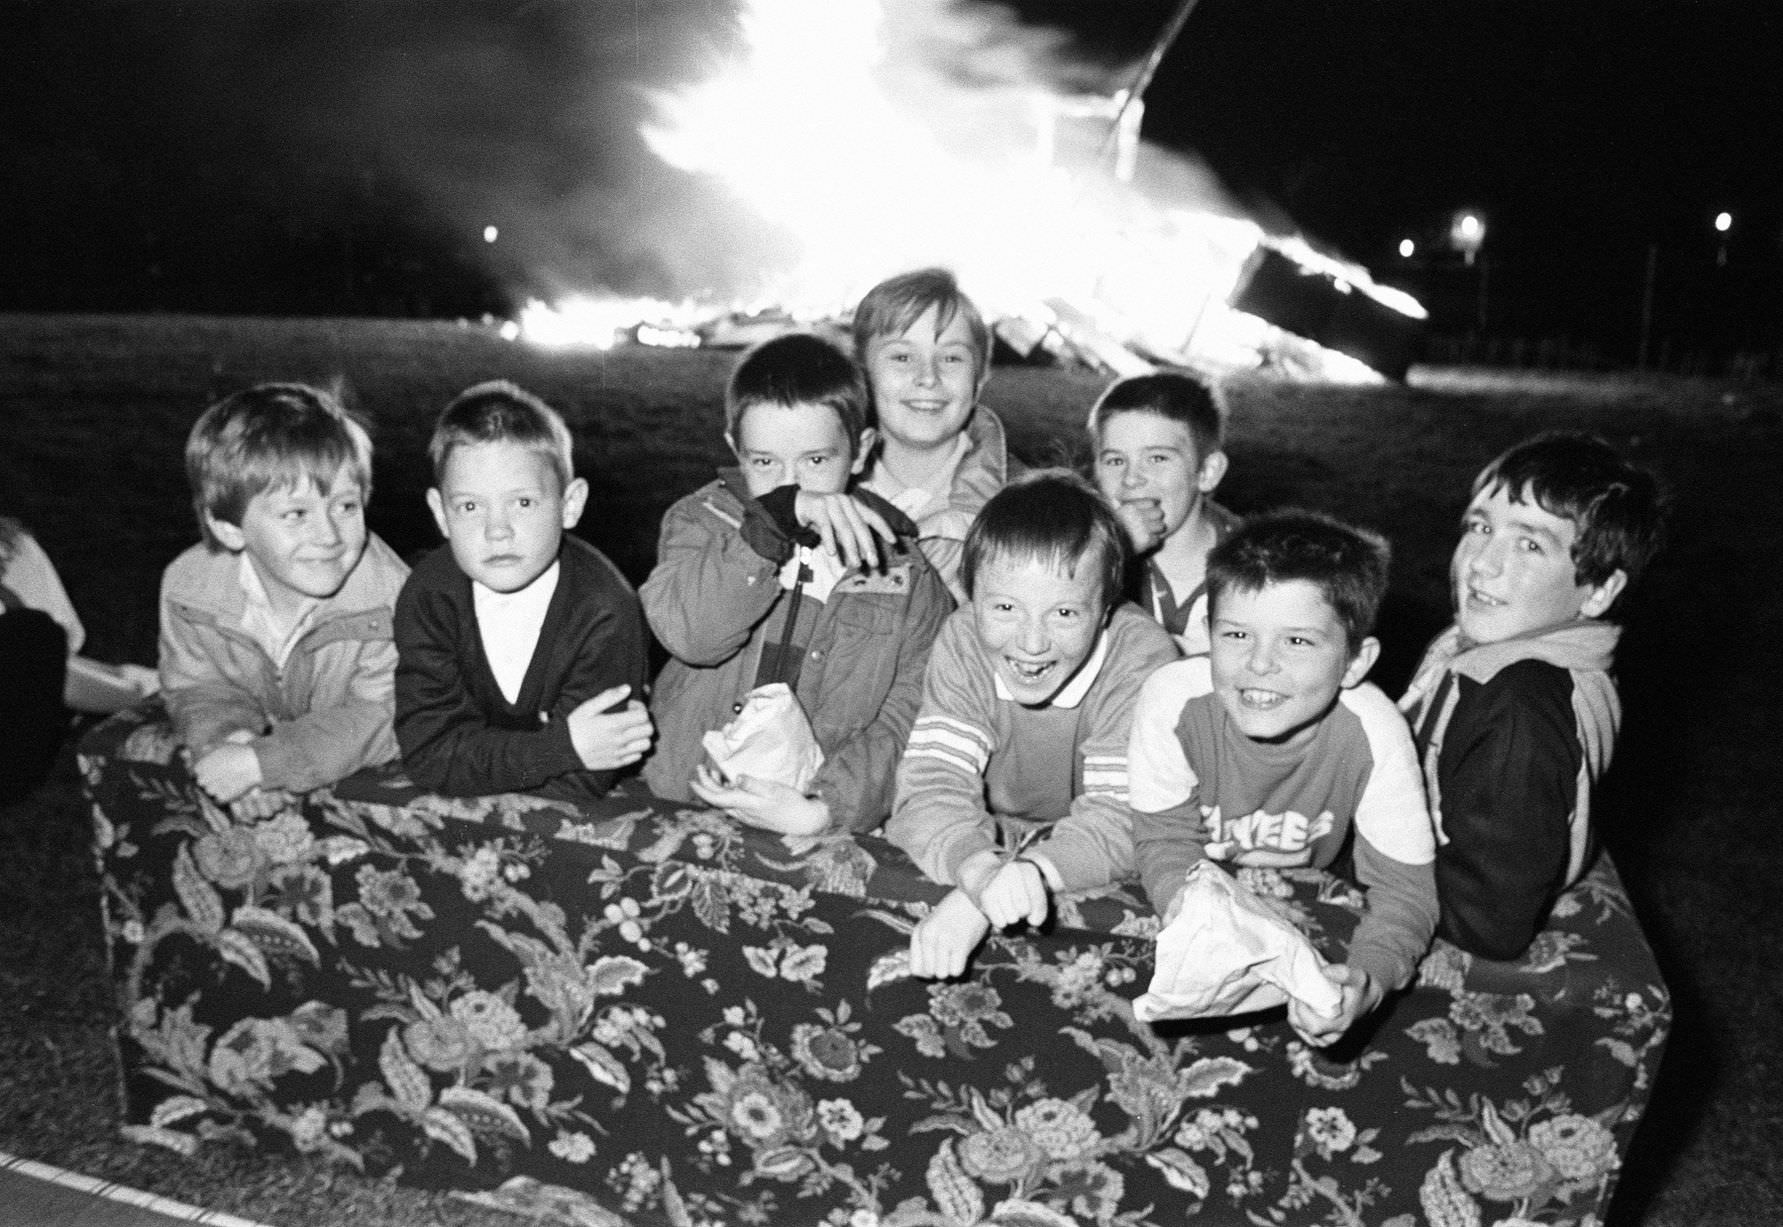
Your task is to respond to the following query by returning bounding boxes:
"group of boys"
[156,267,1665,1049]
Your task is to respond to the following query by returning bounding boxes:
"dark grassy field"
[2,313,1779,1225]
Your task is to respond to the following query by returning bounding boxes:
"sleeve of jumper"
[1032,622,1180,892]
[813,561,955,834]
[158,576,270,758]
[1434,664,1581,960]
[640,494,785,667]
[394,575,583,796]
[536,569,650,796]
[886,615,1001,885]
[253,632,400,792]
[1127,659,1213,912]
[1341,686,1438,990]
[4,532,85,650]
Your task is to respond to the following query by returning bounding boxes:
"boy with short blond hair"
[1128,509,1436,1046]
[854,267,1023,601]
[395,380,650,800]
[888,470,1180,979]
[160,382,410,806]
[642,332,953,836]
[1400,430,1665,960]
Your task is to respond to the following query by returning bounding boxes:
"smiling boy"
[888,471,1179,979]
[854,267,1023,601]
[641,332,953,836]
[1400,431,1664,960]
[394,381,649,799]
[1127,510,1436,1046]
[160,383,410,808]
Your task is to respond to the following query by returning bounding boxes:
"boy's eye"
[1099,455,1123,469]
[456,500,477,514]
[517,497,535,509]
[1288,635,1314,648]
[1518,537,1543,554]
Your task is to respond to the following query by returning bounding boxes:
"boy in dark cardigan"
[395,381,650,800]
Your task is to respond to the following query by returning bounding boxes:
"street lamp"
[1398,238,1415,259]
[1450,211,1485,267]
[1714,211,1731,266]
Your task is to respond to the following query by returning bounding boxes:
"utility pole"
[1098,0,1204,168]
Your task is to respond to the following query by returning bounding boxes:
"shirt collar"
[472,558,560,617]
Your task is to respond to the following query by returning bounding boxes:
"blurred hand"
[1114,498,1166,555]
[567,686,653,771]
[908,888,992,979]
[978,858,1049,929]
[690,764,830,836]
[794,491,896,572]
[1288,963,1381,1047]
[118,663,161,698]
[194,742,261,804]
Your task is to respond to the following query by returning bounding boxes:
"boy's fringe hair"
[429,381,575,489]
[1086,370,1227,459]
[725,333,872,444]
[960,469,1127,608]
[1207,509,1391,654]
[1473,430,1666,598]
[850,267,992,379]
[185,382,372,549]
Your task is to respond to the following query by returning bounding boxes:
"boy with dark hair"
[160,383,410,808]
[853,267,1023,601]
[643,332,953,836]
[889,470,1179,979]
[1128,509,1436,1045]
[1087,370,1238,654]
[1400,430,1665,960]
[395,381,650,800]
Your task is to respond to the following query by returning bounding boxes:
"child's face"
[1451,482,1623,645]
[863,304,984,455]
[1209,579,1376,748]
[1093,410,1226,543]
[730,400,871,499]
[426,440,587,594]
[971,552,1107,707]
[209,467,368,616]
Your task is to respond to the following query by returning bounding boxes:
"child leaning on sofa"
[1400,430,1665,961]
[888,470,1180,980]
[159,383,410,813]
[394,381,651,800]
[1127,510,1437,1046]
[641,332,954,836]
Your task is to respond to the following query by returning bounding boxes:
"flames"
[511,0,1423,382]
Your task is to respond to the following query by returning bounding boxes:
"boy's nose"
[1017,619,1049,654]
[1246,641,1280,675]
[1121,466,1145,490]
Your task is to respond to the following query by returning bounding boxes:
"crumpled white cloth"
[701,683,824,794]
[1133,861,1343,1023]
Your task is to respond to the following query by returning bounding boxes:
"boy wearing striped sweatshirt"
[888,471,1179,978]
[1128,510,1437,1045]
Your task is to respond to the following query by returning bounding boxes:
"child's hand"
[1114,497,1167,554]
[1206,841,1316,869]
[1288,963,1381,1047]
[978,858,1050,929]
[908,888,992,979]
[194,742,262,804]
[567,685,654,771]
[118,663,161,698]
[794,491,896,572]
[689,764,830,836]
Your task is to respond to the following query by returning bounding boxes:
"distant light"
[498,320,520,341]
[483,225,499,244]
[1714,211,1733,233]
[1398,238,1415,259]
[1455,214,1483,242]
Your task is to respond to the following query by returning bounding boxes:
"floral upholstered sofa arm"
[85,705,1669,1227]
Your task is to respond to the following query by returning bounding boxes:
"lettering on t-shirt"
[1203,805,1336,852]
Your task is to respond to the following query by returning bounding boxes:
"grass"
[2,313,1780,1225]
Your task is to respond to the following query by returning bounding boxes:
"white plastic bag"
[1133,861,1343,1023]
[701,683,824,794]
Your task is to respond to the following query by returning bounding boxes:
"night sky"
[3,0,1778,350]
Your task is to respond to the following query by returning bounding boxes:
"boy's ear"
[1579,569,1627,620]
[560,477,589,529]
[206,516,246,553]
[1196,450,1229,494]
[424,488,450,539]
[850,427,880,476]
[1341,636,1381,689]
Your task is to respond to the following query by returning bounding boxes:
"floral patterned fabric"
[86,704,1669,1227]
